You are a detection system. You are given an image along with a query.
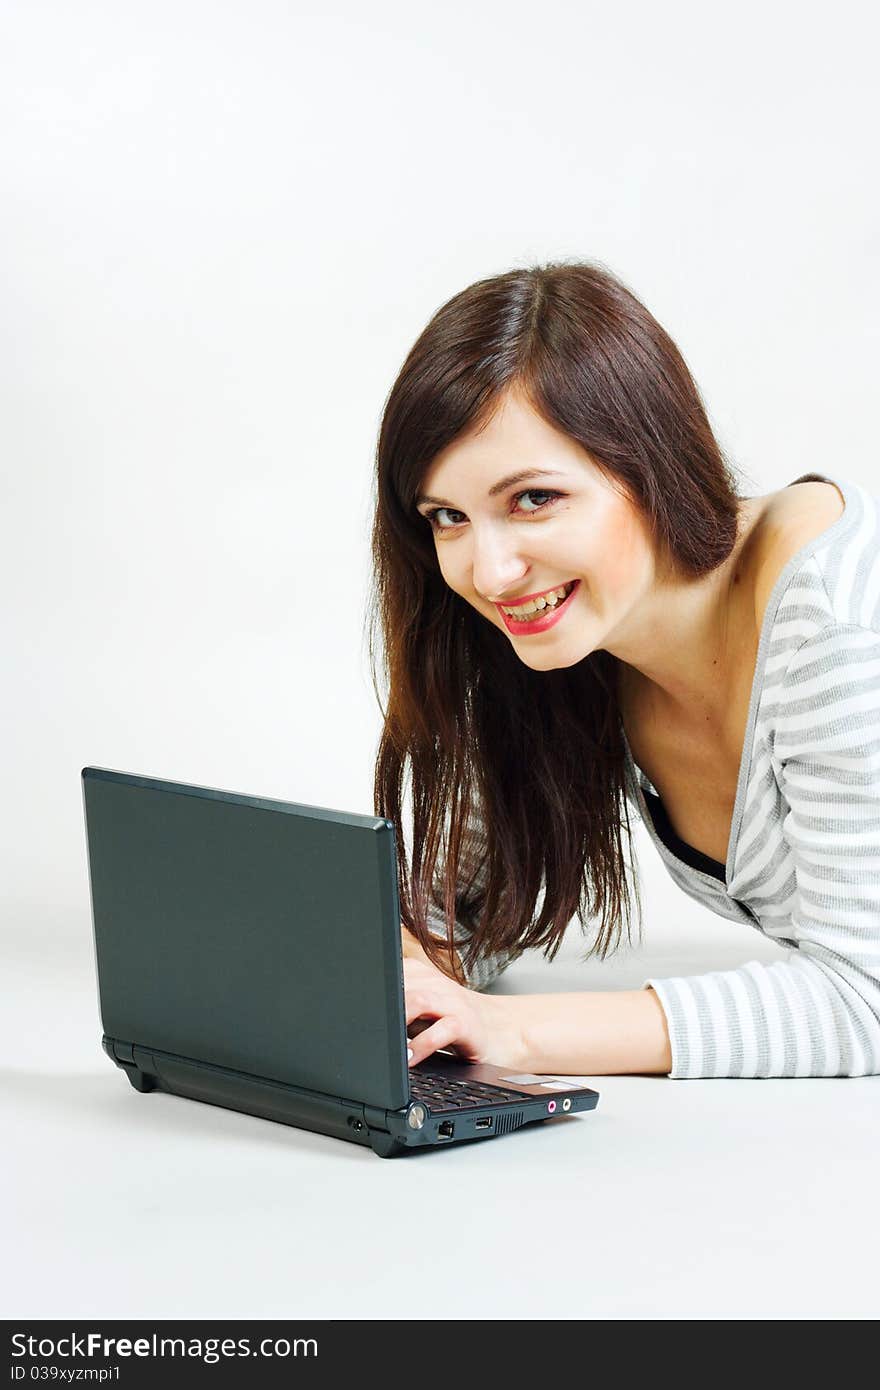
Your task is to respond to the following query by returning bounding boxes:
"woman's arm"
[405,804,670,1073]
[402,955,672,1074]
[499,987,672,1074]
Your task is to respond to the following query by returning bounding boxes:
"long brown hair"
[367,260,743,983]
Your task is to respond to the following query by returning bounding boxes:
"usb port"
[438,1120,455,1139]
[475,1117,493,1130]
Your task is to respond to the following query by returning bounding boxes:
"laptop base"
[102,1035,588,1158]
[104,1035,382,1151]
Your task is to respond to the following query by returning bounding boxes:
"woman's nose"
[473,564,529,602]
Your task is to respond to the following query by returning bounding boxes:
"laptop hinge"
[363,1104,390,1133]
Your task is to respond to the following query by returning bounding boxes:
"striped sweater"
[428,471,880,1078]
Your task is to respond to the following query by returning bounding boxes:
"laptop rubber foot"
[125,1068,156,1093]
[369,1132,407,1159]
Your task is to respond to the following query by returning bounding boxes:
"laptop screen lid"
[82,767,410,1114]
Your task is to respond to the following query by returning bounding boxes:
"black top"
[642,787,727,884]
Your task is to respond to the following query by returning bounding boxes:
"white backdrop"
[2,0,878,1321]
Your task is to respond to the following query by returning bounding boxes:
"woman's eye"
[423,506,462,530]
[516,489,557,513]
[423,489,562,531]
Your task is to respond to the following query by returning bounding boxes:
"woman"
[367,260,880,1079]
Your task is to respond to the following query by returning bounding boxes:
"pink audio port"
[547,1100,557,1113]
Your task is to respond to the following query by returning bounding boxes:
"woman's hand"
[402,954,525,1070]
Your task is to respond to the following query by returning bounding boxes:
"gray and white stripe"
[642,472,880,1077]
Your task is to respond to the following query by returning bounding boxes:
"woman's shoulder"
[756,475,880,646]
[750,478,846,632]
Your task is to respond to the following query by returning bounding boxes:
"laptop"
[81,766,599,1158]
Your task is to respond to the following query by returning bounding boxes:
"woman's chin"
[515,642,592,672]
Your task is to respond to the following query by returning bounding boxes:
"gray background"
[2,0,877,1319]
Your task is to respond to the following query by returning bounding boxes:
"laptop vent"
[494,1110,524,1136]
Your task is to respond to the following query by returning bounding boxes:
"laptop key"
[410,1070,528,1112]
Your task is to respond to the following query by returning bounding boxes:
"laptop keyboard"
[409,1070,525,1112]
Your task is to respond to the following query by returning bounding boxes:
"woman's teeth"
[501,581,575,619]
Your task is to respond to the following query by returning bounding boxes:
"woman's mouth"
[495,580,580,635]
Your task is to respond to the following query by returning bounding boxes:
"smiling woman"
[365,260,880,1080]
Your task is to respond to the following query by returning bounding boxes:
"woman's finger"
[403,970,460,1022]
[407,1018,433,1039]
[407,1013,468,1066]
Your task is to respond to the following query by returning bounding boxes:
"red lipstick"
[495,580,580,636]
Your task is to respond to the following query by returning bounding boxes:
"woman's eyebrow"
[416,468,568,508]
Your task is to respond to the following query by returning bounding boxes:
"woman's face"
[415,388,661,672]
